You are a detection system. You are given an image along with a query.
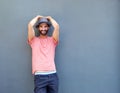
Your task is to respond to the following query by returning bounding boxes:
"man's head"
[36,18,51,36]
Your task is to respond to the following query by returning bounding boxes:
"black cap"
[36,18,51,28]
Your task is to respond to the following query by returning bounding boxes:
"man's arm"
[28,16,42,42]
[47,16,59,43]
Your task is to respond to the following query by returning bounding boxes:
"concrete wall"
[0,0,120,93]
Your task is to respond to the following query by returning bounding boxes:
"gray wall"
[0,0,120,93]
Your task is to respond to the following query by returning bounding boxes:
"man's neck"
[39,35,48,39]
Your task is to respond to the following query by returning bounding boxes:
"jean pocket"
[34,75,39,81]
[54,73,59,80]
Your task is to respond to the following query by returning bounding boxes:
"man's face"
[38,23,49,36]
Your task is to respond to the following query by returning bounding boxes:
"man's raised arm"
[28,16,42,42]
[46,16,59,43]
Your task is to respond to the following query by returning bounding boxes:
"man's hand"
[29,15,43,26]
[46,16,52,21]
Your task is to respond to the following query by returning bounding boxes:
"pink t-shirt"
[28,36,58,74]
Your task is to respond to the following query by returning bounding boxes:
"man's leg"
[34,75,48,93]
[47,73,59,93]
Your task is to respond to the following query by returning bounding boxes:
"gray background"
[0,0,120,93]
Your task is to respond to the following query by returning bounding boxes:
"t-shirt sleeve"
[51,37,59,46]
[27,37,36,47]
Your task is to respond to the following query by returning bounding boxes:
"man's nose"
[42,27,46,30]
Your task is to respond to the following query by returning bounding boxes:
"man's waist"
[34,70,56,75]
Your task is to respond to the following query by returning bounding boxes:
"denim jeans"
[34,73,59,93]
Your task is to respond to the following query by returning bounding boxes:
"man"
[28,15,59,93]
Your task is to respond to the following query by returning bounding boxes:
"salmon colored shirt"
[28,36,58,74]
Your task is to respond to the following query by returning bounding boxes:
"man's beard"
[39,30,48,36]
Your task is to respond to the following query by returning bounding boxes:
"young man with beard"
[28,15,59,93]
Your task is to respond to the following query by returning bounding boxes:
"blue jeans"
[34,73,59,93]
